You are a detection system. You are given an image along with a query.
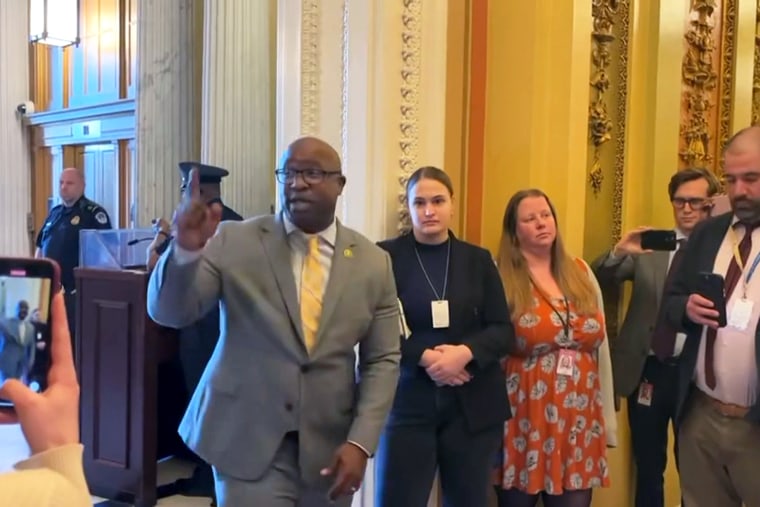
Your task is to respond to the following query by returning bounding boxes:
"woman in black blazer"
[374,166,514,507]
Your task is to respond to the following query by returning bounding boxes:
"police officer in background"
[179,161,242,222]
[35,168,112,342]
[149,163,242,503]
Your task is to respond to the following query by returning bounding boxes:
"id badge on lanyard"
[532,280,575,376]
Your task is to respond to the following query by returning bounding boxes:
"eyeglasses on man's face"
[671,197,708,210]
[274,168,342,185]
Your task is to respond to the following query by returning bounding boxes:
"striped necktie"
[300,235,325,352]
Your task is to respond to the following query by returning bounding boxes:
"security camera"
[16,101,35,115]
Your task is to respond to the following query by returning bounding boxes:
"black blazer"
[665,212,760,424]
[378,232,514,432]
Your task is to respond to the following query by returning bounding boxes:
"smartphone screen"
[0,258,58,407]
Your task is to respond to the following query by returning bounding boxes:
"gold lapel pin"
[343,248,353,258]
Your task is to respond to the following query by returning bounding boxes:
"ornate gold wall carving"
[588,0,620,194]
[752,3,760,124]
[584,1,629,342]
[300,0,320,135]
[717,0,736,154]
[612,0,629,243]
[680,1,718,167]
[679,0,735,173]
[397,0,422,231]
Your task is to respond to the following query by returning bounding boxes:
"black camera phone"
[641,229,677,251]
[696,272,728,328]
[0,257,60,407]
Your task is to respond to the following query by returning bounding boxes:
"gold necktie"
[300,235,325,352]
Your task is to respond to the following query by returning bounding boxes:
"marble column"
[0,4,32,255]
[135,0,202,226]
[201,0,276,218]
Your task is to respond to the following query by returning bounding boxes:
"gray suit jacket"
[147,214,400,484]
[592,250,670,397]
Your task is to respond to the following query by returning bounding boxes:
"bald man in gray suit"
[148,137,400,507]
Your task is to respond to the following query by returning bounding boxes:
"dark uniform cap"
[178,162,230,185]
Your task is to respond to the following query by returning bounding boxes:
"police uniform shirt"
[36,197,112,291]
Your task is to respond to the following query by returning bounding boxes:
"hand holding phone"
[0,290,80,455]
[688,272,727,328]
[613,226,652,256]
[0,258,59,404]
[640,230,677,251]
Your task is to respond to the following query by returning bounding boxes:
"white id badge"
[728,299,754,331]
[431,300,450,329]
[637,382,653,407]
[556,349,574,376]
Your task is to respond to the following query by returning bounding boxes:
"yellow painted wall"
[479,0,591,256]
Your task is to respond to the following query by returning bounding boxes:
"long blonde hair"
[497,189,598,319]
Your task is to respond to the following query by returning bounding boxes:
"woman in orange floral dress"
[493,189,617,507]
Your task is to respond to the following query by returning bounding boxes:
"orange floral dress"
[494,265,610,494]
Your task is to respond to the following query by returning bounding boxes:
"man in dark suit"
[592,167,719,507]
[665,126,760,507]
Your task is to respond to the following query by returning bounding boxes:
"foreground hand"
[173,168,223,251]
[613,226,653,257]
[0,293,80,455]
[686,293,720,328]
[320,442,367,500]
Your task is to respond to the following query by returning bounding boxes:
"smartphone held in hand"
[640,230,677,251]
[696,272,728,328]
[0,257,60,406]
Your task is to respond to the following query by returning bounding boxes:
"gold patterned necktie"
[300,235,325,352]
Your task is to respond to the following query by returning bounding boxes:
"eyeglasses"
[274,168,342,185]
[672,197,708,210]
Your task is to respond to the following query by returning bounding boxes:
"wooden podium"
[75,267,181,507]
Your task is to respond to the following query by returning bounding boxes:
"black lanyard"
[531,280,571,340]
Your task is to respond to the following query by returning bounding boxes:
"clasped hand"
[421,344,473,386]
